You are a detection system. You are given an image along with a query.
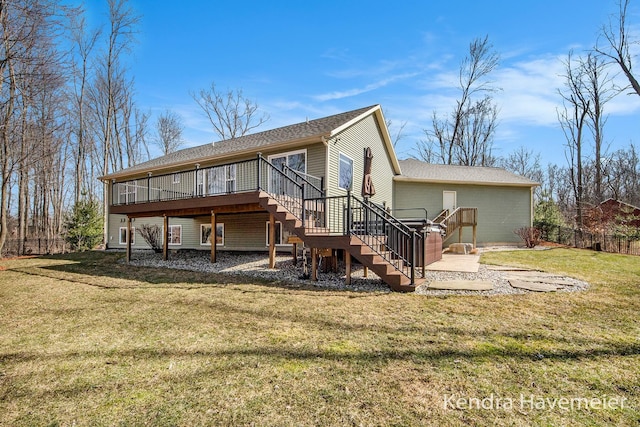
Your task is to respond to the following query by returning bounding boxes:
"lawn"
[0,248,638,426]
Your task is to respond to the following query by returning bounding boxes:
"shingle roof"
[103,105,378,179]
[397,159,538,187]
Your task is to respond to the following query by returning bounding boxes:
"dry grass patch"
[0,249,639,426]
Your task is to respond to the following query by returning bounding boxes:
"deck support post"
[126,216,132,263]
[292,242,297,265]
[163,214,169,261]
[458,225,463,243]
[363,266,368,278]
[311,247,318,281]
[472,225,477,249]
[210,211,217,263]
[345,250,352,285]
[269,213,276,268]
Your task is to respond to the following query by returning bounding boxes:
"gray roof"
[103,105,378,179]
[397,159,539,187]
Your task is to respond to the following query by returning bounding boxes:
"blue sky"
[87,0,640,165]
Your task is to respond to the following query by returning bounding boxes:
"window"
[265,221,288,246]
[168,225,182,245]
[118,180,137,204]
[215,223,224,246]
[200,223,224,246]
[207,164,236,194]
[172,173,180,184]
[196,169,204,196]
[338,153,353,191]
[268,150,307,194]
[119,227,135,245]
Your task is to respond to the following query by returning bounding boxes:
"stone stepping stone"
[428,280,494,291]
[505,275,576,286]
[504,270,577,286]
[509,279,559,292]
[505,270,558,278]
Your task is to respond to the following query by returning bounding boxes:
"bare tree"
[582,53,617,203]
[500,146,544,200]
[455,96,498,166]
[418,36,500,166]
[558,52,590,228]
[384,112,407,148]
[155,109,183,155]
[191,82,269,141]
[0,0,72,255]
[68,11,100,203]
[604,143,640,206]
[91,0,140,246]
[595,0,640,97]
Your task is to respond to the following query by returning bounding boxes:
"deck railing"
[112,158,261,205]
[303,192,423,284]
[111,154,423,285]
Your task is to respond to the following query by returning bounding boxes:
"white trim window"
[118,180,137,204]
[196,169,206,196]
[168,225,182,245]
[207,164,236,194]
[268,149,307,194]
[200,223,224,246]
[338,153,354,191]
[119,227,135,245]
[172,173,180,184]
[265,221,289,246]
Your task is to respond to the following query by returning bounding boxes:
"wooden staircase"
[436,207,478,246]
[258,191,419,292]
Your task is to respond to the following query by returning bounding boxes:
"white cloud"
[313,73,419,101]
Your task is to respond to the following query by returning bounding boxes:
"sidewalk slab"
[426,254,480,273]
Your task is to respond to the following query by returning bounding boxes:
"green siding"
[393,181,533,245]
[107,215,197,249]
[326,114,395,207]
[261,142,326,181]
[108,213,293,252]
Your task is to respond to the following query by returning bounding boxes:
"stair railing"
[257,153,423,285]
[281,164,324,199]
[440,207,477,241]
[257,154,305,220]
[349,193,421,285]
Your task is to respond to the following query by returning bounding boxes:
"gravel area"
[127,250,392,293]
[124,249,590,295]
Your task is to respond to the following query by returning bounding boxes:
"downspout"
[322,136,330,194]
[530,186,534,227]
[103,179,110,249]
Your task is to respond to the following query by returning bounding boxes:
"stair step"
[259,191,419,292]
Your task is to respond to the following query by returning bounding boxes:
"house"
[101,105,537,291]
[394,159,538,246]
[583,198,640,232]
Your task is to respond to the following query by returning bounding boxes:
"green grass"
[0,248,639,426]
